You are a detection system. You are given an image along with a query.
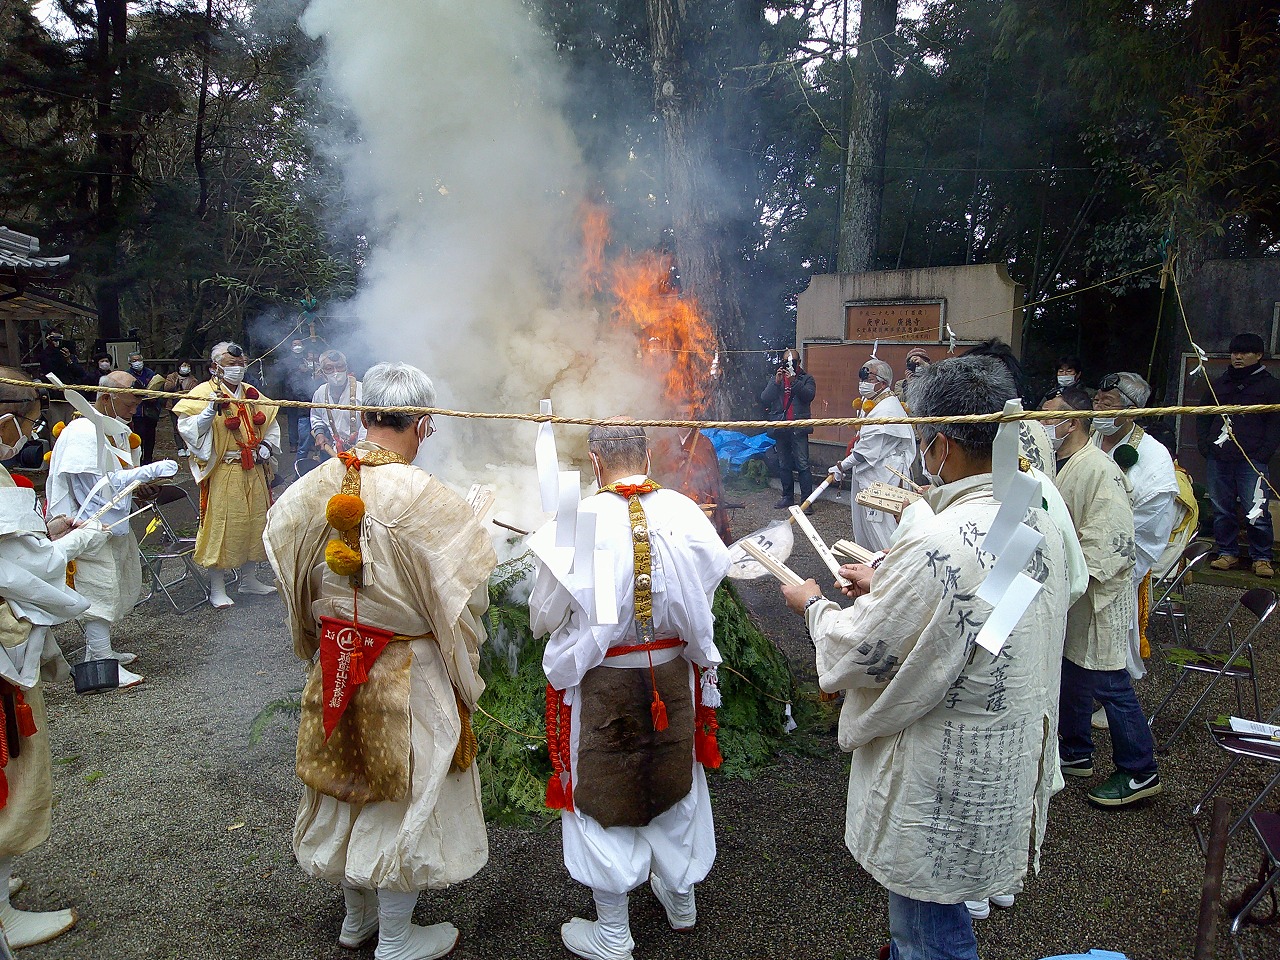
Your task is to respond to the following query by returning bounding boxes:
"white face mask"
[130,360,144,371]
[326,371,347,389]
[0,414,25,461]
[858,381,878,398]
[1057,374,1076,387]
[292,344,304,354]
[178,365,191,376]
[1092,416,1121,437]
[219,365,245,386]
[1048,420,1068,452]
[98,361,112,372]
[919,434,948,487]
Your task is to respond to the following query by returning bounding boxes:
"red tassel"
[651,692,669,732]
[13,691,35,739]
[347,649,368,686]
[545,774,565,810]
[563,777,574,812]
[695,705,723,769]
[0,768,8,810]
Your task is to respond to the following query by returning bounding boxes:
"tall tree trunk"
[837,0,897,274]
[91,0,128,341]
[193,0,213,219]
[646,0,748,413]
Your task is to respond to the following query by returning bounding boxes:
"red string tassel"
[13,690,35,739]
[347,649,368,686]
[544,685,573,811]
[651,691,669,732]
[693,668,722,769]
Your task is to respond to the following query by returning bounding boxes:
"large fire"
[579,204,720,417]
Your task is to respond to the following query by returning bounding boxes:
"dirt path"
[19,479,1280,959]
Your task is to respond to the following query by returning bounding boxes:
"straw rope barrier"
[3,374,1275,430]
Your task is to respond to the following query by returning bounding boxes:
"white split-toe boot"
[83,619,143,688]
[208,568,234,609]
[236,563,277,596]
[0,858,76,948]
[339,885,378,948]
[373,890,458,960]
[649,873,696,930]
[561,890,635,960]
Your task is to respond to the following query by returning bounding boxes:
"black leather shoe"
[774,497,794,509]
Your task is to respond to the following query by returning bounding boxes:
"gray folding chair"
[1148,587,1276,752]
[136,485,210,614]
[1229,809,1280,959]
[1149,540,1213,650]
[1191,704,1280,850]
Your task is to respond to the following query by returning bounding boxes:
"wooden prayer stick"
[789,505,850,586]
[103,505,152,532]
[492,518,531,536]
[80,480,141,525]
[886,465,917,487]
[739,538,805,586]
[832,538,879,565]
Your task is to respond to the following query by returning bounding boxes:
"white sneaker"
[965,899,990,920]
[990,894,1016,909]
[1092,707,1109,730]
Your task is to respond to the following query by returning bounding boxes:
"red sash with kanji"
[318,614,396,738]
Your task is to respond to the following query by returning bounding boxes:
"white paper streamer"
[783,702,797,733]
[535,398,558,513]
[1248,475,1267,522]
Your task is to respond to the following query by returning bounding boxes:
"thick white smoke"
[301,0,664,529]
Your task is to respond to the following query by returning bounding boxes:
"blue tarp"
[702,428,774,471]
[1040,953,1129,960]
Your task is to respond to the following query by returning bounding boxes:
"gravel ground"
[15,465,1280,960]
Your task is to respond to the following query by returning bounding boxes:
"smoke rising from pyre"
[300,0,715,527]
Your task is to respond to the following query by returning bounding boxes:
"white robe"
[840,394,916,552]
[310,379,366,451]
[1095,428,1178,678]
[264,445,496,892]
[0,474,106,857]
[807,473,1070,902]
[45,418,143,623]
[529,481,730,895]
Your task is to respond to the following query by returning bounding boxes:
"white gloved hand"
[112,459,180,488]
[194,397,218,435]
[827,465,843,483]
[255,443,272,464]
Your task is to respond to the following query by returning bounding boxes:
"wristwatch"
[803,594,824,615]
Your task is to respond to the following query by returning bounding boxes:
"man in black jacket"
[1198,332,1280,578]
[760,347,817,509]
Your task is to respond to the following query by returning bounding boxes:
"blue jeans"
[773,430,813,502]
[888,892,979,960]
[1207,457,1273,562]
[1059,657,1158,777]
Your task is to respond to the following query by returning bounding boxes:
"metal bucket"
[73,658,120,695]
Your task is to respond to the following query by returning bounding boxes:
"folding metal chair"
[1229,809,1280,958]
[136,485,211,614]
[1148,587,1276,752]
[1191,707,1280,850]
[1149,540,1213,650]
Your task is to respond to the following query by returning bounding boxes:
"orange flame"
[579,205,719,417]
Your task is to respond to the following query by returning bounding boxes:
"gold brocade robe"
[174,381,279,569]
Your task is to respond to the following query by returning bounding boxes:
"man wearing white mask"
[1092,372,1178,680]
[174,342,281,608]
[829,357,915,551]
[165,360,201,457]
[310,349,365,459]
[125,351,164,464]
[46,372,180,687]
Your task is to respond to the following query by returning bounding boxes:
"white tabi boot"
[236,563,277,596]
[561,890,635,960]
[84,619,143,688]
[208,568,234,609]
[373,890,459,960]
[0,858,76,948]
[339,885,378,948]
[649,873,696,931]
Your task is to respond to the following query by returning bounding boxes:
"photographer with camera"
[760,347,816,510]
